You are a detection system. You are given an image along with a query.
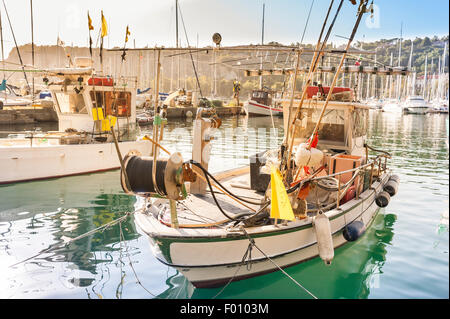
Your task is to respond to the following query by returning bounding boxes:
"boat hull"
[135,169,391,288]
[243,100,283,116]
[403,106,432,115]
[0,140,151,184]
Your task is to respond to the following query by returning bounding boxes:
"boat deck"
[158,167,266,226]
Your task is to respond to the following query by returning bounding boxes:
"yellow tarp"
[101,115,117,131]
[92,107,104,121]
[270,166,295,221]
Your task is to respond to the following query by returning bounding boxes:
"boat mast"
[259,3,265,89]
[423,54,428,100]
[0,8,6,103]
[176,0,180,90]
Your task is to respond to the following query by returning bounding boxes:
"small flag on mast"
[125,25,130,43]
[88,12,94,31]
[101,11,108,38]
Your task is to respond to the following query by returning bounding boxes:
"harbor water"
[0,111,448,299]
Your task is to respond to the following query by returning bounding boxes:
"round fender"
[376,191,391,208]
[383,180,399,197]
[343,220,366,242]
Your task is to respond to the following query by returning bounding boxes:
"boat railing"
[0,130,89,147]
[303,150,391,211]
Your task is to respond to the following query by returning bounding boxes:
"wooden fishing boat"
[0,58,151,184]
[124,0,398,289]
[131,100,398,288]
[243,89,283,116]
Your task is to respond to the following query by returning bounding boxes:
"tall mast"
[176,0,180,89]
[175,0,179,48]
[259,3,265,89]
[0,9,5,102]
[423,54,428,100]
[396,22,402,99]
[30,0,35,104]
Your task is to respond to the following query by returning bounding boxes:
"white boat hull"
[244,100,283,116]
[0,140,151,184]
[402,106,432,115]
[135,169,391,288]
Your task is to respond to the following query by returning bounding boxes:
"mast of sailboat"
[0,8,6,103]
[396,22,402,100]
[259,3,265,89]
[30,0,35,106]
[423,54,428,100]
[439,42,446,101]
[176,0,180,89]
[407,41,413,96]
[1,0,30,94]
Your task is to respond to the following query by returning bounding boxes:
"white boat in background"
[244,89,283,116]
[402,96,433,115]
[366,98,383,110]
[0,57,152,184]
[0,84,33,108]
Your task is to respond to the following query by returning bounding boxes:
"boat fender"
[389,174,400,184]
[294,143,323,169]
[383,180,399,197]
[313,213,334,265]
[375,191,390,208]
[343,220,365,242]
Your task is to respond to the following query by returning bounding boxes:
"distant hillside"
[2,35,448,98]
[355,35,449,75]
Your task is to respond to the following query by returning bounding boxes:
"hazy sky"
[1,0,449,58]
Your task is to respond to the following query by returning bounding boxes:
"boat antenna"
[1,0,31,93]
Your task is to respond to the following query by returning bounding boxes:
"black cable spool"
[120,152,184,199]
[121,155,168,195]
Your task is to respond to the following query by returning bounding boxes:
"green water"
[0,112,448,299]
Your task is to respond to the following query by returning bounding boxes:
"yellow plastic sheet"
[270,166,295,221]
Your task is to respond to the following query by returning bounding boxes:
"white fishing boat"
[124,0,397,290]
[0,58,152,184]
[243,89,283,116]
[402,96,432,114]
[132,100,398,288]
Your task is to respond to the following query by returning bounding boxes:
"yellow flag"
[125,25,130,43]
[270,166,295,221]
[88,12,94,31]
[101,11,108,37]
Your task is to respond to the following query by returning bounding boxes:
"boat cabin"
[47,60,138,142]
[284,101,369,156]
[251,89,273,106]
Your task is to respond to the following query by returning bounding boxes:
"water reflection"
[0,112,448,298]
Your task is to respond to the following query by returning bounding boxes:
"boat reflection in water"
[156,212,397,299]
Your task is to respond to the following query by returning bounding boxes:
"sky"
[0,0,449,58]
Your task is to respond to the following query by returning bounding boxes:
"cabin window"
[90,91,131,117]
[55,92,87,114]
[352,108,368,137]
[252,91,267,99]
[294,108,346,143]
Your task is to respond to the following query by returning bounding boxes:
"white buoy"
[313,213,334,265]
[186,110,193,118]
[294,143,323,168]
